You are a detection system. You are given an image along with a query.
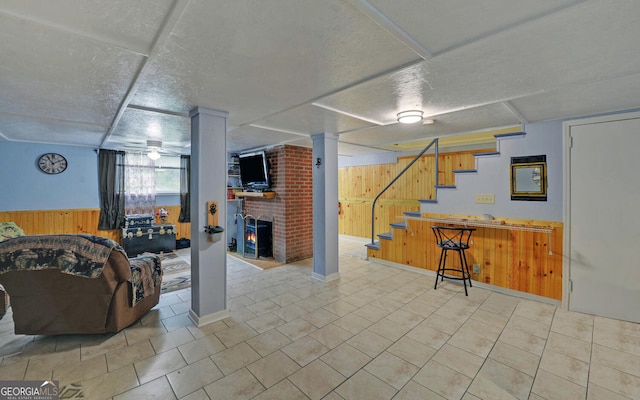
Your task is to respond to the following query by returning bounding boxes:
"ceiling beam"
[311,103,385,126]
[503,101,529,124]
[127,104,189,118]
[346,0,433,60]
[99,0,191,149]
[0,8,150,57]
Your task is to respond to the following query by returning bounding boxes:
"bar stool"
[431,226,475,296]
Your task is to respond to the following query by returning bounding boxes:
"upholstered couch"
[0,234,163,335]
[0,221,25,320]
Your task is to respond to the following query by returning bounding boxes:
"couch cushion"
[0,234,125,278]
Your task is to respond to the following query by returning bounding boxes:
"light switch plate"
[475,193,495,204]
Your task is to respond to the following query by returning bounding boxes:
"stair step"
[435,185,456,189]
[495,131,526,139]
[473,151,500,157]
[403,211,422,217]
[365,241,380,250]
[377,232,393,240]
[390,222,407,229]
[452,169,477,174]
[418,199,437,204]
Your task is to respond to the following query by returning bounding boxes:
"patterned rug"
[59,382,84,399]
[158,252,191,294]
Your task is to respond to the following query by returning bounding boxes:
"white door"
[567,115,640,323]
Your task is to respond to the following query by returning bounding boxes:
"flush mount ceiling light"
[397,110,424,124]
[147,139,162,160]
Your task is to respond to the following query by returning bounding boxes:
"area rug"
[157,251,285,294]
[158,252,191,294]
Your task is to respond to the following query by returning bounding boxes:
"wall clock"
[37,153,68,174]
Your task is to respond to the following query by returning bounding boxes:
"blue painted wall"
[0,141,182,212]
[422,120,563,221]
[338,119,564,222]
[0,142,99,211]
[0,141,181,212]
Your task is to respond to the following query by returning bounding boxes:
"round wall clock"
[37,153,68,174]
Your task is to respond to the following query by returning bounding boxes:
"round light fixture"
[147,149,161,160]
[397,110,424,124]
[147,139,162,160]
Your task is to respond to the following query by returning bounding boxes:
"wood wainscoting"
[338,148,491,238]
[0,206,191,243]
[367,213,563,301]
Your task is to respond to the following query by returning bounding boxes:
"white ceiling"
[1,0,639,157]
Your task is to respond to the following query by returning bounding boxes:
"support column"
[311,133,340,281]
[188,107,230,326]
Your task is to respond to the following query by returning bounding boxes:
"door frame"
[562,110,640,311]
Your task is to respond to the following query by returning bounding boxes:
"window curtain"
[178,155,190,222]
[124,153,156,215]
[97,150,125,230]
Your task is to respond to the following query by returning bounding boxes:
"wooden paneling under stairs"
[368,213,563,300]
[338,148,492,238]
[0,206,191,243]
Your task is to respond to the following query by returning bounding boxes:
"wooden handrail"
[370,138,439,245]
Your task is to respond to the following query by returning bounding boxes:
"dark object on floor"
[228,237,237,252]
[176,237,191,249]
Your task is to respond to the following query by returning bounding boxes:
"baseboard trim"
[368,258,560,306]
[188,308,230,327]
[311,271,341,282]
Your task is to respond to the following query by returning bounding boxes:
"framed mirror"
[510,155,547,201]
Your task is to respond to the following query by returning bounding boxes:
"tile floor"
[1,236,640,399]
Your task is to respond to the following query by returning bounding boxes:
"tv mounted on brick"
[239,151,271,192]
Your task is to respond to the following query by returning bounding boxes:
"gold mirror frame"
[510,155,547,201]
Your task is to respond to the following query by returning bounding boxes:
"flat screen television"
[238,151,270,191]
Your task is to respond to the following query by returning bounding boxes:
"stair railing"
[370,138,439,245]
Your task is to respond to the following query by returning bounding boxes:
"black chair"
[431,226,475,296]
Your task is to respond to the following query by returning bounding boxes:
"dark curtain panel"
[178,155,191,222]
[98,150,126,230]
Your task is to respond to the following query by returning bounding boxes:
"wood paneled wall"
[0,205,191,244]
[338,149,490,238]
[339,148,563,300]
[367,213,563,300]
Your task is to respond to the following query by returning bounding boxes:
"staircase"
[366,131,526,251]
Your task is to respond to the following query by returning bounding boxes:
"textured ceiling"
[0,0,639,157]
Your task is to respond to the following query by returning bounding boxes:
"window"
[155,156,181,194]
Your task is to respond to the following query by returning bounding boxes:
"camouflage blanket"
[0,234,161,305]
[129,255,163,306]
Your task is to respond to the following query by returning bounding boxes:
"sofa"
[0,221,25,320]
[0,234,163,335]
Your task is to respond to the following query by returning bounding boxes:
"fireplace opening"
[243,216,273,259]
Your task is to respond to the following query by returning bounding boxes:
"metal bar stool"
[431,226,475,296]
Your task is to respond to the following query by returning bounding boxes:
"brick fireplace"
[240,145,313,263]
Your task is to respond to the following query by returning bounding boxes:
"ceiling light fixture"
[147,149,161,160]
[147,139,162,160]
[397,110,424,124]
